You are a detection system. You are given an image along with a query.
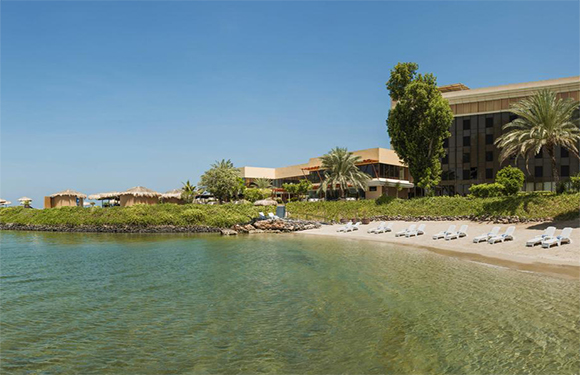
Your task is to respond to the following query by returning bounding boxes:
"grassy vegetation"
[286,193,580,222]
[0,203,277,228]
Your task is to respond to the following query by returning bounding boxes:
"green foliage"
[244,188,272,203]
[286,193,580,222]
[375,195,395,205]
[570,173,580,192]
[0,203,278,228]
[282,179,313,201]
[468,183,505,198]
[199,159,243,203]
[252,178,272,189]
[495,89,580,184]
[181,180,197,203]
[386,62,453,192]
[317,147,370,199]
[496,166,525,195]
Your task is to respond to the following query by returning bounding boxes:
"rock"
[220,229,238,236]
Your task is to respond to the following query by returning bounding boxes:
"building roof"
[50,189,87,199]
[438,83,470,93]
[119,186,161,197]
[88,191,121,200]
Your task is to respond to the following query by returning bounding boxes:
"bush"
[570,173,580,192]
[496,166,524,195]
[375,195,395,205]
[469,183,505,198]
[244,188,271,203]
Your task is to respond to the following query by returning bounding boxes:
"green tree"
[386,62,453,193]
[495,89,580,185]
[282,180,312,201]
[181,180,197,203]
[496,166,525,195]
[252,178,272,189]
[317,147,370,199]
[199,159,242,203]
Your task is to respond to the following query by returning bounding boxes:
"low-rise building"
[240,147,414,200]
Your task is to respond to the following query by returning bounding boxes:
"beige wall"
[51,196,82,208]
[162,197,185,205]
[120,195,159,207]
[365,187,383,200]
[239,166,276,179]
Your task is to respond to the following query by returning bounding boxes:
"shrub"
[556,181,568,195]
[244,188,271,203]
[469,183,505,198]
[375,195,395,205]
[181,208,207,224]
[570,173,580,192]
[496,166,524,195]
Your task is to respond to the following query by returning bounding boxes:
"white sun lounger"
[396,224,416,237]
[488,226,515,244]
[406,223,426,237]
[473,226,500,243]
[526,226,556,247]
[377,222,394,234]
[337,222,353,232]
[541,227,573,248]
[258,212,267,220]
[432,224,456,240]
[445,225,469,241]
[368,222,386,234]
[268,212,280,220]
[346,222,361,232]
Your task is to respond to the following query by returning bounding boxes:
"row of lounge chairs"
[258,212,280,220]
[338,221,574,248]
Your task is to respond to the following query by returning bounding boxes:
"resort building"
[240,147,414,200]
[44,190,86,208]
[433,76,579,195]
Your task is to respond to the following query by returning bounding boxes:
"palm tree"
[181,180,197,202]
[317,147,370,199]
[252,178,272,189]
[495,89,580,184]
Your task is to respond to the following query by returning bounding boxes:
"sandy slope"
[296,220,580,279]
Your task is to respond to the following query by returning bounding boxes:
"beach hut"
[119,186,161,207]
[160,189,186,204]
[45,189,86,208]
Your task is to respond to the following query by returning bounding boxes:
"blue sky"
[1,1,579,206]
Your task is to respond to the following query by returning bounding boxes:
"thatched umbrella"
[120,186,161,197]
[18,197,32,203]
[254,199,278,206]
[160,189,184,199]
[50,189,87,199]
[88,191,121,200]
[0,199,11,206]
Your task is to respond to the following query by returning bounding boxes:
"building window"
[443,138,449,148]
[535,149,543,159]
[463,153,470,163]
[463,136,470,147]
[561,147,569,158]
[463,169,470,180]
[561,165,570,177]
[470,167,478,180]
[485,151,493,162]
[486,168,493,179]
[463,119,471,130]
[369,186,377,192]
[485,117,494,128]
[485,134,493,145]
[535,166,543,177]
[442,153,449,164]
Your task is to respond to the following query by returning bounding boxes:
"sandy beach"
[297,220,580,279]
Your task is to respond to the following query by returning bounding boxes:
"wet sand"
[297,220,580,279]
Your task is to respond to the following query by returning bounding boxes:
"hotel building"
[437,76,580,195]
[240,147,414,200]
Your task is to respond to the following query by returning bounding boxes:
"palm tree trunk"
[547,145,559,187]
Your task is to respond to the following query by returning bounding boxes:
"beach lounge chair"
[432,224,456,240]
[346,222,361,232]
[541,227,573,248]
[258,212,267,220]
[377,222,394,234]
[445,225,468,241]
[526,226,556,247]
[488,226,515,244]
[473,226,500,243]
[406,223,426,237]
[395,224,416,237]
[337,222,353,232]
[268,212,280,220]
[367,222,386,234]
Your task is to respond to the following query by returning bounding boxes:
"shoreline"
[295,220,580,280]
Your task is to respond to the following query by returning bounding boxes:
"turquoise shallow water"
[1,231,579,374]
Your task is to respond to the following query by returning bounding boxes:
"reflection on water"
[1,231,579,374]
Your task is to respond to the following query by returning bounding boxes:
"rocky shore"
[229,218,321,235]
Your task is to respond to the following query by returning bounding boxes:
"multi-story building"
[240,147,414,200]
[437,76,580,195]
